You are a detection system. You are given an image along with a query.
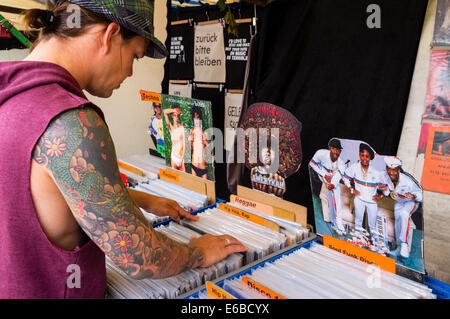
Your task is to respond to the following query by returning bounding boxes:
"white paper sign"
[224,92,244,151]
[169,83,192,98]
[194,23,226,83]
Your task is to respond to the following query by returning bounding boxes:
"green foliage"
[224,7,238,37]
[217,0,227,11]
[217,0,238,38]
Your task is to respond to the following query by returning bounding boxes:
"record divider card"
[237,185,308,227]
[160,167,216,204]
[218,203,280,233]
[241,276,286,299]
[323,234,396,274]
[206,281,237,299]
[118,160,145,177]
[229,194,296,222]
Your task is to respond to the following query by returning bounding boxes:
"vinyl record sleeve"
[161,94,215,181]
[238,102,302,198]
[308,138,425,274]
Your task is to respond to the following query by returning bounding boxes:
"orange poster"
[421,125,450,194]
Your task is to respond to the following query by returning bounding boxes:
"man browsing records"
[0,0,247,299]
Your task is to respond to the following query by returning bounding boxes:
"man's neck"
[24,38,88,90]
[392,174,400,187]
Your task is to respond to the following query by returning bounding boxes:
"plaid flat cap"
[68,0,168,59]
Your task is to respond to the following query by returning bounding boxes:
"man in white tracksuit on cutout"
[344,143,385,239]
[381,156,423,258]
[309,138,346,234]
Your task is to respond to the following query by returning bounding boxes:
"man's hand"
[350,187,361,196]
[128,188,198,222]
[189,234,248,268]
[145,196,198,222]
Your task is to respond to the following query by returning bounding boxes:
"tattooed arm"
[32,107,246,279]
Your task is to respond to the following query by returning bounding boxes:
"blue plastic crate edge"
[424,275,450,299]
[182,236,318,299]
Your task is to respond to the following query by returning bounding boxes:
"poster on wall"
[224,91,243,151]
[432,0,450,47]
[308,138,425,274]
[194,22,226,83]
[161,94,215,181]
[424,50,450,120]
[421,124,450,194]
[238,103,302,198]
[169,24,194,80]
[225,22,251,89]
[413,123,434,180]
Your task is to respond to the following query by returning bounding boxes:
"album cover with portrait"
[161,94,215,181]
[238,102,302,198]
[147,101,165,159]
[308,138,425,274]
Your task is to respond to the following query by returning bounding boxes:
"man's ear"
[100,22,122,55]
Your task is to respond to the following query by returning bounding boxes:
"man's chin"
[87,88,114,98]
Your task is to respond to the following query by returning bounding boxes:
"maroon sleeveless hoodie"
[0,61,106,298]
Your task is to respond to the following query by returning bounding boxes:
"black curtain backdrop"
[164,0,427,228]
[240,0,427,227]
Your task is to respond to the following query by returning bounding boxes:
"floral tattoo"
[33,107,204,279]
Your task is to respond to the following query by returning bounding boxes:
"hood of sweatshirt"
[0,60,104,118]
